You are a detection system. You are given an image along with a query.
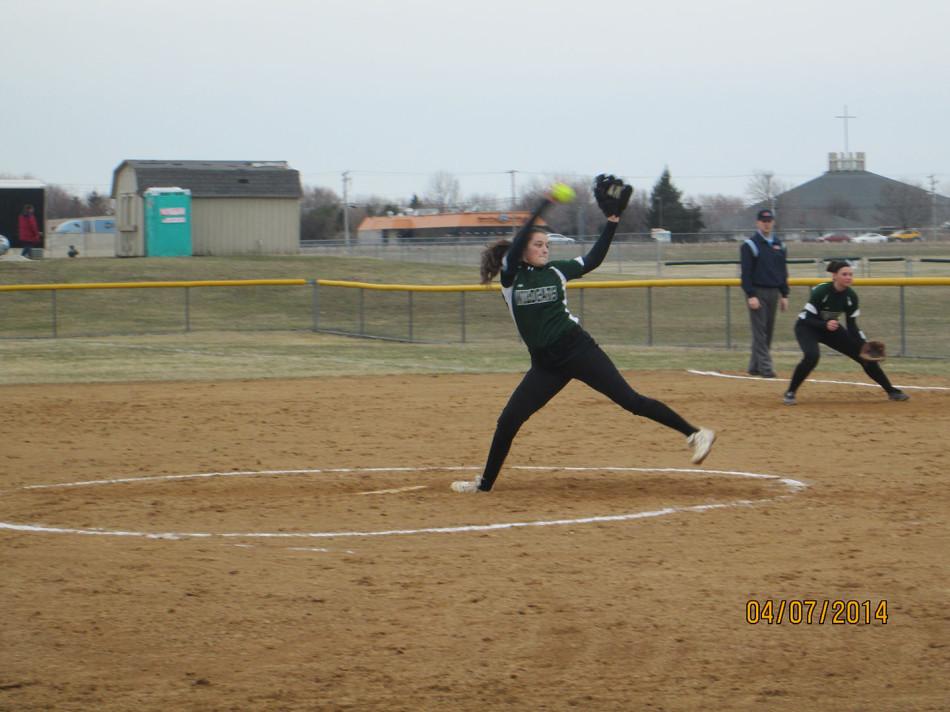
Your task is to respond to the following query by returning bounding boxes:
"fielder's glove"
[860,340,886,362]
[593,174,633,218]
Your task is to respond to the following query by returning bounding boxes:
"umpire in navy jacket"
[740,208,789,377]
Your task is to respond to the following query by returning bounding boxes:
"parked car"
[817,233,852,243]
[852,232,889,244]
[52,217,117,236]
[888,229,921,242]
[546,233,576,243]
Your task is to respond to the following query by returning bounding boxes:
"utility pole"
[507,169,517,210]
[342,170,351,251]
[507,169,518,237]
[928,174,937,241]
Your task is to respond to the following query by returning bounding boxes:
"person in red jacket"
[18,204,42,258]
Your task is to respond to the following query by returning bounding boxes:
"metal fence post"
[408,291,414,342]
[646,286,653,346]
[725,285,732,349]
[578,286,585,323]
[460,291,466,343]
[184,286,191,332]
[359,288,365,336]
[50,290,57,338]
[899,286,907,356]
[311,280,319,332]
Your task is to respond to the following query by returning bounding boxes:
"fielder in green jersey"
[451,175,716,493]
[783,260,908,405]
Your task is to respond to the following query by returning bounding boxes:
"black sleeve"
[579,221,618,275]
[798,314,827,334]
[845,315,867,344]
[500,199,552,285]
[845,290,865,344]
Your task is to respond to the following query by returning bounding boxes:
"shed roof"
[0,179,46,190]
[112,160,302,199]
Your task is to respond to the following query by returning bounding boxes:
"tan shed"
[111,160,302,256]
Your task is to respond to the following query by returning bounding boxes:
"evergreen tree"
[85,190,112,216]
[647,168,705,240]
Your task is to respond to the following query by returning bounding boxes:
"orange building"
[357,211,547,244]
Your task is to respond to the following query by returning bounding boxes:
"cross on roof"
[835,105,857,153]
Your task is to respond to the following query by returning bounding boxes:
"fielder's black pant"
[787,319,896,395]
[479,333,697,491]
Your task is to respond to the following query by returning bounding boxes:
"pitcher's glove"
[593,174,633,218]
[860,340,886,362]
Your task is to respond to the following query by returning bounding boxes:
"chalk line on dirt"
[687,369,948,391]
[1,466,806,541]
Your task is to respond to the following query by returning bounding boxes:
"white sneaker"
[451,478,483,493]
[687,428,716,465]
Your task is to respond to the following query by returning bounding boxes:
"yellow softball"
[550,182,576,204]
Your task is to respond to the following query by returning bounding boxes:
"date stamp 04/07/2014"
[746,599,889,625]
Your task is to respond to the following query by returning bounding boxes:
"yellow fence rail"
[3,276,950,294]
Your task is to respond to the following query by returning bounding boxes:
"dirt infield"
[2,371,949,711]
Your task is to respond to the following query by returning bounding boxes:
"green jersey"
[799,281,860,323]
[798,281,867,339]
[501,258,585,351]
[496,198,616,353]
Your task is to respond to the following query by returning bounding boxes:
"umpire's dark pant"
[747,287,781,375]
[788,319,895,395]
[478,341,696,491]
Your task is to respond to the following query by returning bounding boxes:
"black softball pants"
[478,342,697,491]
[787,320,896,395]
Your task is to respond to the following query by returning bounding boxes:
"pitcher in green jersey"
[452,175,715,494]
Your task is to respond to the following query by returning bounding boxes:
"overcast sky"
[3,0,948,205]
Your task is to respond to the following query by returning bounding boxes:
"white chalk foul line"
[0,466,806,541]
[687,369,949,391]
[358,485,428,496]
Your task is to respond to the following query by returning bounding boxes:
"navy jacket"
[740,232,789,298]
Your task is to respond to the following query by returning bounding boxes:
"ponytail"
[480,239,511,284]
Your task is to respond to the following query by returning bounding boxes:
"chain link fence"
[3,277,949,359]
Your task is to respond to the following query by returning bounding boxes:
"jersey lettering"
[514,285,559,306]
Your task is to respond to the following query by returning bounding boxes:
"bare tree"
[461,193,504,211]
[423,171,461,211]
[746,170,789,211]
[45,184,83,218]
[876,181,932,228]
[695,194,746,232]
[346,194,401,234]
[516,176,602,237]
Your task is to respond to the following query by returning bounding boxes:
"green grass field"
[1,246,948,385]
